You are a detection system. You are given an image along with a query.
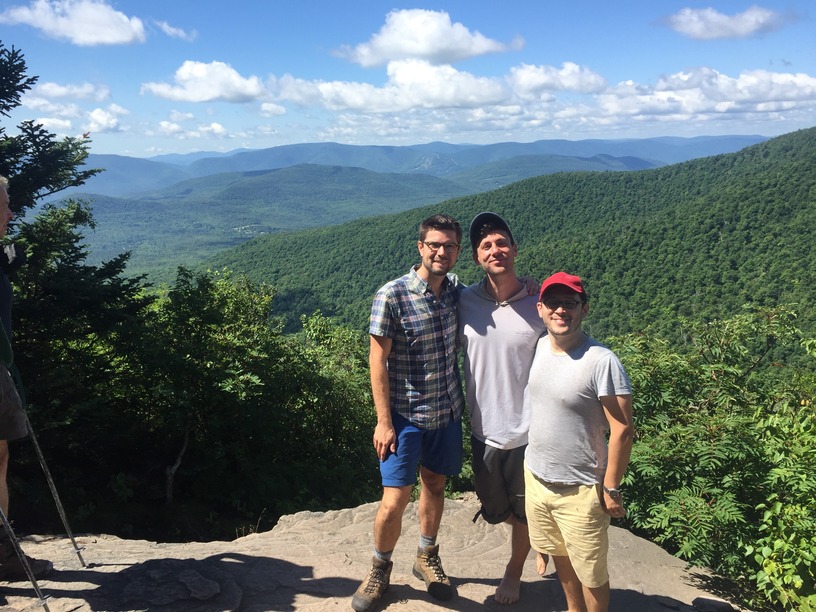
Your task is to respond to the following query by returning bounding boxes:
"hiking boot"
[412,544,452,601]
[0,534,53,582]
[351,556,392,612]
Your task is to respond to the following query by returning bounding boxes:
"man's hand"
[518,275,539,296]
[373,422,397,461]
[0,244,26,274]
[602,488,626,518]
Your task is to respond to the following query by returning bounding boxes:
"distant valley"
[46,135,766,282]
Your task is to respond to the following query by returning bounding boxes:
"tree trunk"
[165,424,190,506]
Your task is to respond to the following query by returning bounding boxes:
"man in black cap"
[459,212,547,604]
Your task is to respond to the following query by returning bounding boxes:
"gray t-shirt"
[525,334,631,486]
[459,280,545,449]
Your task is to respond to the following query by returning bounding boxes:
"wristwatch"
[603,486,622,501]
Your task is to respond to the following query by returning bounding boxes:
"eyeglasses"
[541,298,583,310]
[422,241,460,252]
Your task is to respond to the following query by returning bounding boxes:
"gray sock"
[419,534,436,549]
[374,548,392,563]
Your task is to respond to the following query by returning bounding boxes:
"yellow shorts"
[524,467,610,588]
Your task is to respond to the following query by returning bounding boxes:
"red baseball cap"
[538,272,585,301]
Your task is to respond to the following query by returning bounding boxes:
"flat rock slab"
[0,495,743,611]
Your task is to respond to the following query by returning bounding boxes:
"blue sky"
[1,1,814,157]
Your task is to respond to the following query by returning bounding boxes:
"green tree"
[0,42,99,214]
[1,41,152,535]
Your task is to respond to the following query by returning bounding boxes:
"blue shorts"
[380,412,463,487]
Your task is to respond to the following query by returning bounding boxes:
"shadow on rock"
[4,553,357,611]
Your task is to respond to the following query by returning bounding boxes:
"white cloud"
[385,60,506,108]
[302,60,816,144]
[276,60,506,112]
[84,103,128,133]
[509,62,607,98]
[597,67,816,120]
[158,121,185,135]
[336,9,515,67]
[169,110,195,122]
[199,122,227,136]
[35,117,72,132]
[23,97,82,117]
[33,81,110,101]
[667,6,784,40]
[260,102,286,117]
[141,61,266,102]
[155,19,196,42]
[0,0,145,45]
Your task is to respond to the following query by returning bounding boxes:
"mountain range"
[44,135,766,281]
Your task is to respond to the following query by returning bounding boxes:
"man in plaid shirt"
[352,214,464,612]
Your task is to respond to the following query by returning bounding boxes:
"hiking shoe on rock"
[352,556,392,612]
[412,544,452,601]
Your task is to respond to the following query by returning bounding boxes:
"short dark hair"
[419,214,462,243]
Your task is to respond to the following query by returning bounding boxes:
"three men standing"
[354,211,633,612]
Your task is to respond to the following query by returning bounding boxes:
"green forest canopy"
[211,127,816,345]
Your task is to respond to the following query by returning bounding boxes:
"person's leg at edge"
[584,582,610,612]
[373,484,413,556]
[494,515,530,604]
[0,440,9,517]
[552,554,588,612]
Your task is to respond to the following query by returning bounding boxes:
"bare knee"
[379,486,411,517]
[419,467,446,496]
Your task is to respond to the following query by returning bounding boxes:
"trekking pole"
[23,415,87,568]
[0,506,51,611]
[12,364,87,568]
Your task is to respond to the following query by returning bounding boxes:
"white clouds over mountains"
[1,1,813,153]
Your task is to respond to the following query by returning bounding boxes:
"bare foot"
[536,552,549,576]
[495,570,521,605]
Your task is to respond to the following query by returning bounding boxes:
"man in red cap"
[524,272,633,612]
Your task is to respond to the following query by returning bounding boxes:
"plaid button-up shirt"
[369,266,464,430]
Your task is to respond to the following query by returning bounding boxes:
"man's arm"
[370,334,396,461]
[601,393,634,515]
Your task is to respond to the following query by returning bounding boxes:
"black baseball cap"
[469,212,514,250]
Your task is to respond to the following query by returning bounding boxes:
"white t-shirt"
[525,334,632,485]
[459,279,545,449]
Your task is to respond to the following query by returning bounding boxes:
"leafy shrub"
[612,306,816,608]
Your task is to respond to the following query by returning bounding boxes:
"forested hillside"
[77,152,668,282]
[80,164,479,277]
[215,127,816,343]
